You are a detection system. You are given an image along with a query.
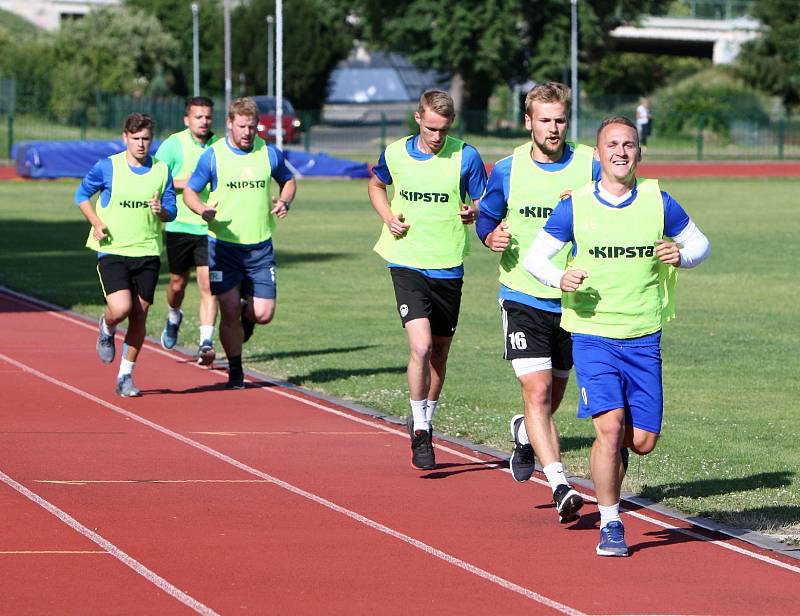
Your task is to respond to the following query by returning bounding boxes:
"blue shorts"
[208,238,276,299]
[572,332,663,434]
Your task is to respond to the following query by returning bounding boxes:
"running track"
[1,289,799,615]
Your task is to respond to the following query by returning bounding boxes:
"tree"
[348,0,671,131]
[126,0,224,96]
[231,0,351,111]
[736,0,800,113]
[350,0,527,131]
[0,29,55,111]
[51,8,179,118]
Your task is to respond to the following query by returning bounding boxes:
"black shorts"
[96,255,161,304]
[165,231,208,274]
[500,299,572,371]
[390,267,462,337]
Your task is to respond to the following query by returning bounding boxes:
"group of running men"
[368,83,710,557]
[77,82,710,558]
[76,96,296,394]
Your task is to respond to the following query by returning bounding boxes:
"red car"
[253,96,302,144]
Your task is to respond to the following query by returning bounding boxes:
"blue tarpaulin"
[13,140,370,179]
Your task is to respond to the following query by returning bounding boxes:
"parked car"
[252,95,302,144]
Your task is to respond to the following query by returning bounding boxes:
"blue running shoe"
[115,374,141,398]
[160,310,183,350]
[596,520,629,557]
[196,340,216,366]
[96,316,115,364]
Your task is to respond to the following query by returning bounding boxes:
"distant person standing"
[155,96,220,365]
[183,97,296,389]
[636,98,652,148]
[477,82,599,524]
[76,113,176,397]
[524,116,710,556]
[368,89,487,470]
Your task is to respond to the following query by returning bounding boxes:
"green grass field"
[1,176,798,543]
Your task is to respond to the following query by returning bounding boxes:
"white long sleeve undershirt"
[523,221,711,289]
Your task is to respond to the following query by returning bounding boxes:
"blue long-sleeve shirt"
[75,156,177,219]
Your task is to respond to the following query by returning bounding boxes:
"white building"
[0,0,120,31]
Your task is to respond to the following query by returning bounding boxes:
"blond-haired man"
[184,97,297,388]
[369,90,487,470]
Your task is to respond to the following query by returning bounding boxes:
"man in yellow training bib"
[75,113,177,397]
[368,90,487,470]
[525,117,710,556]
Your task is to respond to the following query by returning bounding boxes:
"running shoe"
[241,302,255,343]
[406,415,435,470]
[196,340,216,366]
[509,414,535,482]
[553,484,584,524]
[160,310,183,350]
[115,374,141,398]
[226,365,245,389]
[96,316,115,364]
[596,520,629,557]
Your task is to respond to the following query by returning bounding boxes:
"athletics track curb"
[2,283,798,563]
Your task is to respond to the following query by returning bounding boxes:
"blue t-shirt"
[75,156,177,215]
[375,135,487,279]
[75,156,177,259]
[187,137,294,194]
[476,143,601,312]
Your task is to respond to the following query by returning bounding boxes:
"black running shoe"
[553,484,584,524]
[509,414,535,482]
[406,415,435,470]
[226,366,245,389]
[241,301,256,343]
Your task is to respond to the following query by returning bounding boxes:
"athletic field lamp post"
[224,0,232,110]
[191,3,200,97]
[266,15,275,97]
[276,0,283,149]
[570,0,578,142]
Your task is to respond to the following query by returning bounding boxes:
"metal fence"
[2,93,798,163]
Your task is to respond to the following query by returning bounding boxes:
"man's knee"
[631,430,659,455]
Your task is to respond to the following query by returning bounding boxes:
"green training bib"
[85,152,169,257]
[373,135,467,268]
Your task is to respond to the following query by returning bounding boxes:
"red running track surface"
[1,290,799,615]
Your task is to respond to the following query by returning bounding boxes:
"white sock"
[543,462,568,492]
[117,358,135,379]
[598,503,621,528]
[410,399,428,432]
[101,317,116,336]
[425,399,438,424]
[199,325,214,343]
[516,418,530,445]
[168,307,182,324]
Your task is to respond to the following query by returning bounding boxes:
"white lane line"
[35,479,270,485]
[0,550,107,554]
[4,289,800,575]
[0,468,218,615]
[0,352,586,616]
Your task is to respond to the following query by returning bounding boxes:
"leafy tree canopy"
[51,7,178,117]
[231,0,351,111]
[125,0,224,95]
[736,0,800,112]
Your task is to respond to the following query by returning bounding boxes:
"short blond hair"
[228,97,259,121]
[525,82,572,116]
[418,89,455,120]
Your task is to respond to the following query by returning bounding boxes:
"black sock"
[228,355,242,372]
